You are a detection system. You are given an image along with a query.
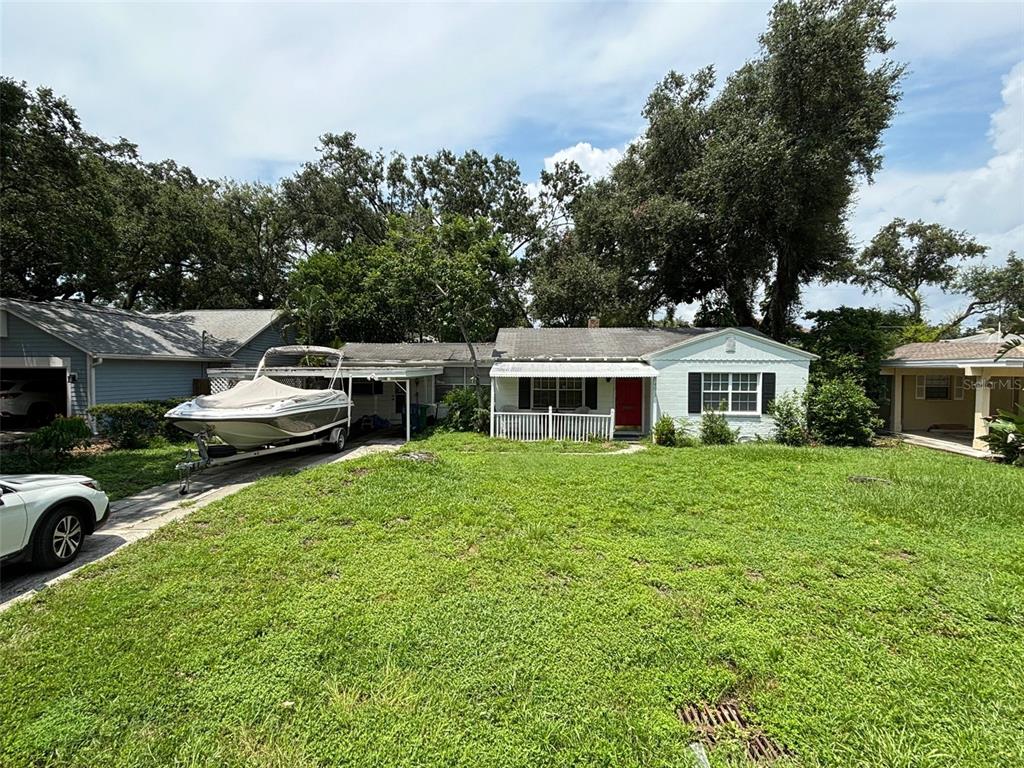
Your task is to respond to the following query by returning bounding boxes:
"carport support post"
[972,374,991,450]
[347,375,352,426]
[892,372,903,433]
[406,381,412,444]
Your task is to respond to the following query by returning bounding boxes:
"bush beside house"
[89,399,189,448]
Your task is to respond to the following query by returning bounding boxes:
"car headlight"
[80,480,102,492]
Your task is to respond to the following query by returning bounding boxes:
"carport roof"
[340,342,495,364]
[208,366,444,380]
[1,299,235,361]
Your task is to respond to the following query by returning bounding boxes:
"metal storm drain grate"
[678,700,791,763]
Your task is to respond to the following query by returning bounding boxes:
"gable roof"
[2,299,234,361]
[341,342,496,365]
[887,333,1024,364]
[492,326,781,361]
[156,309,281,354]
[642,326,818,361]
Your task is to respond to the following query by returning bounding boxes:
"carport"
[207,364,443,442]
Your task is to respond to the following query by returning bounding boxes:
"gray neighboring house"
[0,299,288,420]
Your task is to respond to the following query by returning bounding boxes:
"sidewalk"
[0,438,402,612]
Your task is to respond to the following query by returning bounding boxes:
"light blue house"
[489,326,816,441]
[0,299,288,420]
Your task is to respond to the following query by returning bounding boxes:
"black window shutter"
[585,378,598,410]
[688,373,702,414]
[518,378,532,409]
[761,373,776,414]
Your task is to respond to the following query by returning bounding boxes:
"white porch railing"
[492,407,616,442]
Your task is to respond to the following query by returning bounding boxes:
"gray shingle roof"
[157,309,281,353]
[492,327,765,360]
[2,299,235,360]
[888,335,1024,362]
[341,342,495,364]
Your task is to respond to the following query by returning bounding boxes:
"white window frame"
[531,377,584,411]
[701,372,761,415]
[916,374,955,401]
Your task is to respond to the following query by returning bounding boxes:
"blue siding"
[0,311,89,415]
[231,322,291,366]
[94,359,206,404]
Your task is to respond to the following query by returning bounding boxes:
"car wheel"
[33,507,85,569]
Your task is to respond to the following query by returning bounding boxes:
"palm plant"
[981,404,1024,466]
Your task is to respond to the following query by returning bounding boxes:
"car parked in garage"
[0,474,110,569]
[0,378,65,425]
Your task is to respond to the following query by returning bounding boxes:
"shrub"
[88,398,189,448]
[769,390,810,446]
[981,404,1024,466]
[806,377,882,447]
[441,388,489,433]
[652,415,677,446]
[699,409,739,445]
[28,416,92,460]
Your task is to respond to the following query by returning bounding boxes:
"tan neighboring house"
[881,331,1024,450]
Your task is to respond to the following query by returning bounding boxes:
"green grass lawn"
[0,440,183,501]
[1,435,1022,767]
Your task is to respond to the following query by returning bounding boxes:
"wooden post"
[490,378,495,437]
[609,408,615,439]
[548,406,553,440]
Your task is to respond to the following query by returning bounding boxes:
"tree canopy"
[7,0,1010,360]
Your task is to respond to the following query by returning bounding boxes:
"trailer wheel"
[329,428,347,453]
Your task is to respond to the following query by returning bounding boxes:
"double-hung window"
[915,375,962,401]
[532,377,557,409]
[531,377,583,410]
[701,373,760,414]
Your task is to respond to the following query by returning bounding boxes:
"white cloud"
[816,60,1024,322]
[0,2,764,180]
[543,142,624,179]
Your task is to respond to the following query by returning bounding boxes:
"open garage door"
[0,367,69,426]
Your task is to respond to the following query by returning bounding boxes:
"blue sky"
[2,1,1022,323]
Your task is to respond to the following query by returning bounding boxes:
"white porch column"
[489,378,495,437]
[972,375,991,450]
[892,372,903,433]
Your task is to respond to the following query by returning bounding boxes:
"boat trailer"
[175,425,348,494]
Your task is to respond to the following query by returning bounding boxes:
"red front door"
[615,378,643,429]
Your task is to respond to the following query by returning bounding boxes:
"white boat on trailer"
[166,345,352,492]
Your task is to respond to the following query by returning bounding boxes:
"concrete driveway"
[0,438,402,612]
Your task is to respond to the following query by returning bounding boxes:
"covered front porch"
[489,361,656,441]
[883,364,1023,452]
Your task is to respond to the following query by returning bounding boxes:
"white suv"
[0,475,110,569]
[0,379,64,425]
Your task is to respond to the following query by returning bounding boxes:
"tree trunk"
[765,246,799,341]
[457,320,484,411]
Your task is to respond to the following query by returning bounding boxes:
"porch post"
[548,406,553,440]
[892,372,903,433]
[972,375,991,450]
[609,408,615,439]
[490,378,495,437]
